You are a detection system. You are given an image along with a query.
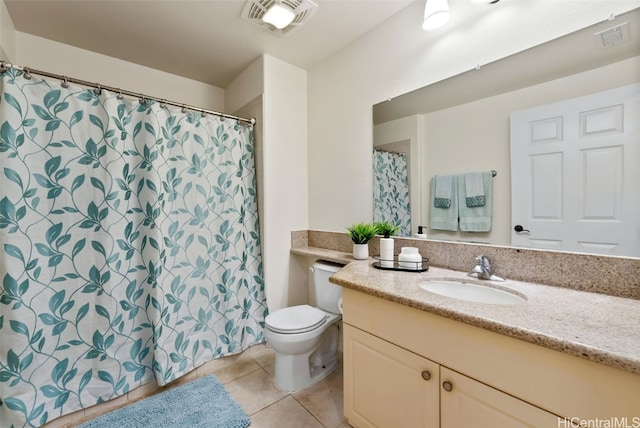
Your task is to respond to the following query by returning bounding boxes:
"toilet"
[265,260,344,392]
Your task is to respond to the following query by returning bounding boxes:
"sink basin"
[418,278,526,304]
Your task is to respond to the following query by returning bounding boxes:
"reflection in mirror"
[372,8,640,258]
[372,148,411,236]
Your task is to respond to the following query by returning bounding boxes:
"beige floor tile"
[262,361,275,378]
[251,396,324,428]
[127,379,160,402]
[224,368,288,415]
[82,392,129,421]
[251,346,276,369]
[202,355,262,384]
[42,412,78,428]
[292,362,345,428]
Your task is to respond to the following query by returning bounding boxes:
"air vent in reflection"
[594,22,630,48]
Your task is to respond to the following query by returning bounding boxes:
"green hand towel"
[458,171,492,232]
[429,175,458,231]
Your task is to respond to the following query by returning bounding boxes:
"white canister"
[398,247,422,269]
[379,238,394,268]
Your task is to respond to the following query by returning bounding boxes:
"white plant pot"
[352,243,369,260]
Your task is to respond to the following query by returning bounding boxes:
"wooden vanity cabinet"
[342,288,640,427]
[344,325,439,428]
[345,325,557,428]
[439,366,558,427]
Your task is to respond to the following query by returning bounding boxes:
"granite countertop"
[329,259,640,376]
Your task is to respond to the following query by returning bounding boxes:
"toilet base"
[274,352,338,392]
[271,321,341,392]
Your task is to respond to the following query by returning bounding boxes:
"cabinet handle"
[421,370,431,381]
[442,381,453,392]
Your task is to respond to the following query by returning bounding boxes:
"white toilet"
[265,260,344,392]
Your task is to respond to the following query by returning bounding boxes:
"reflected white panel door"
[510,83,640,257]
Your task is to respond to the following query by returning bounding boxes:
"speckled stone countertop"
[329,259,640,376]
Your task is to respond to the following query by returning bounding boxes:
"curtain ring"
[201,109,206,117]
[160,99,167,108]
[61,76,69,88]
[94,84,102,95]
[0,61,7,74]
[116,91,124,100]
[139,96,146,105]
[181,105,187,113]
[23,67,32,80]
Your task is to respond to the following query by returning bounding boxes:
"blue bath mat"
[78,375,250,428]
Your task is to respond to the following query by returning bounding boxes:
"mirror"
[372,8,640,257]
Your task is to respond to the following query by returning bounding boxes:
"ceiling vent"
[593,22,630,48]
[242,0,319,37]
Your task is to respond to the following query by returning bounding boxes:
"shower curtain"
[0,68,267,427]
[373,149,411,236]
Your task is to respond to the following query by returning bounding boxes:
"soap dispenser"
[415,225,427,240]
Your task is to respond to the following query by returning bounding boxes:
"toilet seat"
[266,305,327,334]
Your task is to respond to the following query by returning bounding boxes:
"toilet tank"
[312,260,344,314]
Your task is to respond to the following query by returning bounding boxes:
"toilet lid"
[265,305,327,334]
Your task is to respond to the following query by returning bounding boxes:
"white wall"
[308,0,640,233]
[13,32,224,111]
[262,55,309,311]
[225,56,264,115]
[226,54,310,313]
[0,0,15,61]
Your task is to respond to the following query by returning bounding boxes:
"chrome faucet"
[468,256,504,281]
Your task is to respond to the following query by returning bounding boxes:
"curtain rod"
[374,148,406,157]
[0,61,256,127]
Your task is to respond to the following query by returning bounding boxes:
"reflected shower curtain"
[0,69,267,427]
[373,150,411,236]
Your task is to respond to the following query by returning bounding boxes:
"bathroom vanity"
[330,261,640,428]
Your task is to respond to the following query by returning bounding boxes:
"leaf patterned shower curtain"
[0,69,267,427]
[373,149,411,236]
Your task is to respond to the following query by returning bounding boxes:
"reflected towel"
[458,171,492,232]
[434,175,454,208]
[464,172,485,207]
[429,175,458,231]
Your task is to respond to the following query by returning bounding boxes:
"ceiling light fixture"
[262,2,296,29]
[423,0,451,31]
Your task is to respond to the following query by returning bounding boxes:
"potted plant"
[374,221,400,267]
[374,221,400,239]
[346,222,377,260]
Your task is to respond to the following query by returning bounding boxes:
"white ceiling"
[5,0,415,88]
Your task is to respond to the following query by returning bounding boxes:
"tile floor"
[200,343,350,428]
[43,343,349,428]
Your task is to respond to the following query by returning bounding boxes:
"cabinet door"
[344,324,439,428]
[440,367,559,428]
